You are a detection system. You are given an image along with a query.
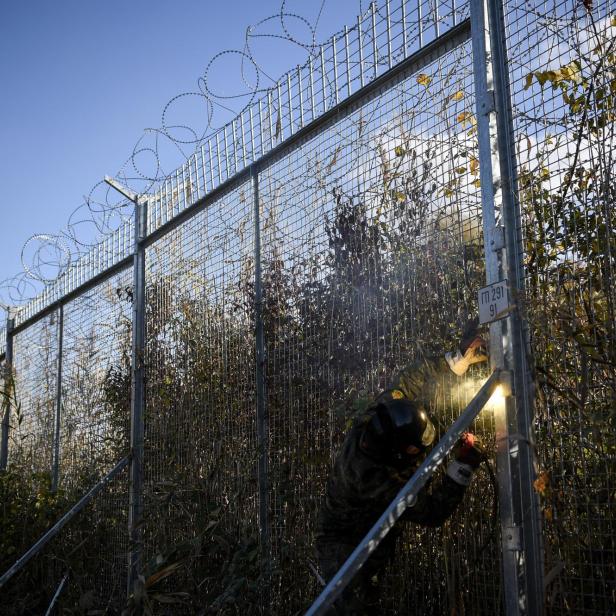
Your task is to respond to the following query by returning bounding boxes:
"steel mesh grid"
[1,270,133,611]
[143,178,258,610]
[54,463,129,612]
[15,219,134,328]
[146,0,470,239]
[10,314,58,477]
[59,267,133,489]
[504,0,616,612]
[0,323,6,357]
[1,351,6,458]
[14,2,472,327]
[6,0,615,610]
[0,462,129,614]
[258,37,501,613]
[386,369,499,615]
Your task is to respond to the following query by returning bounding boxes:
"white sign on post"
[478,280,510,324]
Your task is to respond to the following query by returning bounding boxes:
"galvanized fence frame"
[4,0,614,612]
[471,0,544,611]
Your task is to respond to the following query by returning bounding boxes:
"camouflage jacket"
[317,356,466,544]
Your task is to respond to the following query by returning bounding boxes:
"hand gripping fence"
[305,369,504,616]
[0,455,130,590]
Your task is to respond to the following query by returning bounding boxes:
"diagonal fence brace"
[305,369,504,616]
[0,455,130,589]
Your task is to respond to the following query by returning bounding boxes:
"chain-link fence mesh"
[504,0,616,612]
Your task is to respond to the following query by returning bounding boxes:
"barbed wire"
[0,0,367,310]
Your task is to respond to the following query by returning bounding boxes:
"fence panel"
[0,459,129,615]
[142,178,259,611]
[60,269,133,486]
[57,268,133,608]
[0,319,8,469]
[0,321,6,358]
[11,314,59,477]
[504,0,616,613]
[1,270,133,612]
[259,31,503,614]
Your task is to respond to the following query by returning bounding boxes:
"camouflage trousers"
[315,531,397,616]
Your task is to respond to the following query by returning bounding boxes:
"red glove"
[446,432,486,486]
[453,432,486,469]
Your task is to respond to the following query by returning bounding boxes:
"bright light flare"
[485,384,507,416]
[448,377,508,417]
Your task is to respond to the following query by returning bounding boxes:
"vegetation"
[521,9,616,613]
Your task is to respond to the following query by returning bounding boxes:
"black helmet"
[361,398,436,466]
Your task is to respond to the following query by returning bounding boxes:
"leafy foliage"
[521,11,616,613]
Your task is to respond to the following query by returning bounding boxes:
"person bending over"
[316,324,488,615]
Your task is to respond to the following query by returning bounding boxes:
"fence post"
[128,197,147,598]
[471,0,544,614]
[252,167,270,604]
[51,304,64,492]
[0,313,14,471]
[486,0,544,608]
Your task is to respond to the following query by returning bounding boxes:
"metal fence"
[1,0,615,614]
[504,0,616,612]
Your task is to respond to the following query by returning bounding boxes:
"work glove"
[446,317,488,376]
[446,432,486,486]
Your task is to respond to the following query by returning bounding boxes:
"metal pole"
[487,0,544,608]
[470,0,522,613]
[128,198,147,598]
[470,0,544,613]
[305,370,503,616]
[51,304,64,492]
[252,167,270,604]
[0,314,14,471]
[0,456,130,589]
[44,573,69,616]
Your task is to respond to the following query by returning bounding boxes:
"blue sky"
[0,0,361,305]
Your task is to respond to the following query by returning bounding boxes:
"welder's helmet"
[361,398,436,466]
